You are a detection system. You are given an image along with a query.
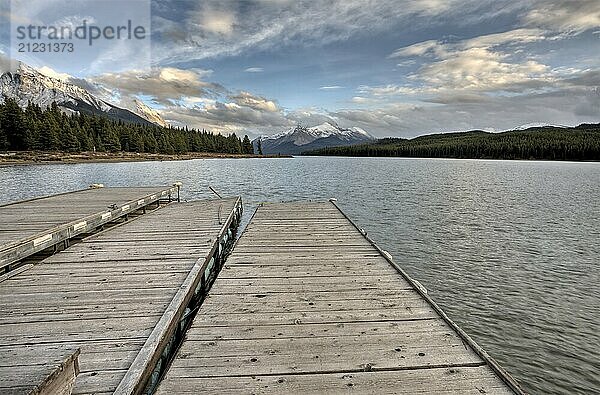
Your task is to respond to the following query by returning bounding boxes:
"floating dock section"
[157,201,524,394]
[0,194,242,394]
[0,186,179,273]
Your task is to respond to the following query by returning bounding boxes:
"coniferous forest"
[0,98,255,155]
[307,124,600,161]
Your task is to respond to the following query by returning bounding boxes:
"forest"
[307,125,600,161]
[0,98,255,155]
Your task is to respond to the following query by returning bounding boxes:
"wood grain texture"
[0,198,239,395]
[0,346,80,395]
[156,201,517,394]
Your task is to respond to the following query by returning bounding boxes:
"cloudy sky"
[1,0,600,137]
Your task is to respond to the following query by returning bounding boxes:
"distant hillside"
[306,124,600,161]
[253,122,375,155]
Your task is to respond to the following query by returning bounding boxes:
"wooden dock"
[156,201,524,394]
[0,186,179,273]
[0,195,242,394]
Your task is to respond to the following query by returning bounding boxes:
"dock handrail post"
[200,272,207,295]
[173,182,182,202]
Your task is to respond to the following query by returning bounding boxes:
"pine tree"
[1,98,28,150]
[0,110,6,151]
[225,133,242,154]
[101,128,121,152]
[242,135,254,154]
[24,102,41,149]
[61,129,81,152]
[76,128,93,151]
[39,118,60,150]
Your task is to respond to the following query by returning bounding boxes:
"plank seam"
[162,361,489,379]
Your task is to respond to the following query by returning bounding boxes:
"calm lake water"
[1,156,598,394]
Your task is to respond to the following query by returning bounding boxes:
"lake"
[0,156,598,394]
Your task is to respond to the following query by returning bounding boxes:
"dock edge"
[329,199,527,395]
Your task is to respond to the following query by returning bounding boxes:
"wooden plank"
[72,370,127,395]
[39,251,209,263]
[184,318,446,341]
[158,366,513,395]
[197,294,432,315]
[201,288,421,303]
[156,201,521,394]
[0,341,143,371]
[159,345,482,377]
[192,307,437,326]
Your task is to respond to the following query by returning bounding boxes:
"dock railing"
[0,185,178,274]
[114,197,243,395]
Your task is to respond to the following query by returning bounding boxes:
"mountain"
[133,99,168,127]
[0,62,167,126]
[253,122,375,155]
[511,122,568,131]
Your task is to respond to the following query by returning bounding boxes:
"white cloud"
[199,9,235,35]
[319,86,343,90]
[160,99,291,135]
[87,67,221,106]
[351,96,371,104]
[244,67,264,72]
[384,28,562,96]
[390,28,547,60]
[359,84,420,96]
[525,0,600,33]
[389,40,441,58]
[395,59,417,67]
[416,47,551,92]
[230,91,279,112]
[50,15,97,32]
[462,28,547,49]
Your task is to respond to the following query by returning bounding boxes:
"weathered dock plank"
[0,197,242,395]
[156,201,523,394]
[158,366,511,394]
[0,186,179,272]
[1,346,80,395]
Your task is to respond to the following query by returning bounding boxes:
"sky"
[1,0,600,138]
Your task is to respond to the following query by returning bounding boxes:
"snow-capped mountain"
[253,122,375,155]
[0,62,167,126]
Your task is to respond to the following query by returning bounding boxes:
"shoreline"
[0,151,291,166]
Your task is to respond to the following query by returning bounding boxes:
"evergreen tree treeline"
[307,126,600,161]
[0,98,255,155]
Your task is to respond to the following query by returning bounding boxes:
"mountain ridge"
[253,122,375,155]
[0,62,167,127]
